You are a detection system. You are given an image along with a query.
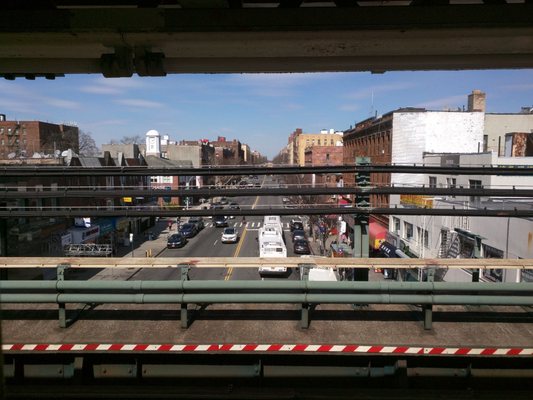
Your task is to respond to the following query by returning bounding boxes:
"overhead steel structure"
[1,164,533,176]
[1,1,533,79]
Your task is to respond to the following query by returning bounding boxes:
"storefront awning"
[379,241,410,258]
[369,222,388,250]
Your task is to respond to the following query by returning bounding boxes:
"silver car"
[221,227,238,243]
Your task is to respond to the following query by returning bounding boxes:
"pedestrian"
[167,220,172,231]
[242,215,246,223]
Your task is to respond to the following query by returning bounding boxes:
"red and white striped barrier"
[3,344,533,356]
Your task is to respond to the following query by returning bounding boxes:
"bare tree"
[120,135,143,144]
[79,130,99,156]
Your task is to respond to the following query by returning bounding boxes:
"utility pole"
[353,156,371,281]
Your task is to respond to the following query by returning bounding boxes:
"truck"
[299,255,339,281]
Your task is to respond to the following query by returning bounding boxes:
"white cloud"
[339,104,360,112]
[44,98,80,110]
[415,95,466,110]
[115,99,164,108]
[80,77,145,95]
[344,82,416,100]
[284,103,304,110]
[0,99,44,115]
[85,119,128,128]
[0,81,80,111]
[499,83,533,92]
[227,72,329,97]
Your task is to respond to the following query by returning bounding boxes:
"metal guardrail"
[1,257,532,269]
[1,265,532,330]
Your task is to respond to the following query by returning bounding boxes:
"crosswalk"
[204,221,293,230]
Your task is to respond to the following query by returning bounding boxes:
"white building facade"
[389,152,533,283]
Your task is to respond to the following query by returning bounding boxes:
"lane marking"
[224,195,259,281]
[213,240,218,246]
[225,224,248,281]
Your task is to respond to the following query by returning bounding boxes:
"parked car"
[293,239,311,255]
[228,202,240,219]
[292,229,306,242]
[290,218,304,231]
[214,215,228,227]
[167,233,187,249]
[179,222,198,238]
[221,227,238,243]
[219,197,228,205]
[188,216,205,230]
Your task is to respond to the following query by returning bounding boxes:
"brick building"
[343,112,395,220]
[304,145,344,205]
[0,115,79,158]
[295,129,343,166]
[210,136,244,165]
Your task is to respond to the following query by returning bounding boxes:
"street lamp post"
[129,233,134,257]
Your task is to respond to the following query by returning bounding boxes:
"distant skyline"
[0,70,531,159]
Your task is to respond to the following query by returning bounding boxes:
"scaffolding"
[63,243,112,257]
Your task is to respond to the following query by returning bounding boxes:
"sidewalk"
[115,218,171,259]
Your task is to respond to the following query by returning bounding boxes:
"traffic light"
[355,157,371,209]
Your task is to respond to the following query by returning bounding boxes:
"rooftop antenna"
[370,90,374,117]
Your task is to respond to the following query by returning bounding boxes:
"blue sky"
[0,70,531,159]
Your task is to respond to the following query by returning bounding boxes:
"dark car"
[292,229,306,242]
[228,202,240,219]
[167,233,187,249]
[290,220,304,232]
[179,222,198,238]
[214,215,228,227]
[293,239,311,255]
[188,217,204,230]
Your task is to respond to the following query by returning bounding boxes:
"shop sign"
[74,217,91,228]
[123,197,133,203]
[94,218,115,236]
[400,194,433,208]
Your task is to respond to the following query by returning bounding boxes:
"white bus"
[258,215,287,275]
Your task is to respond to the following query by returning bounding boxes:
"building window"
[330,139,333,145]
[429,176,437,188]
[404,222,413,240]
[393,217,400,234]
[417,227,429,248]
[447,177,457,198]
[469,179,483,204]
[1,139,4,145]
[0,128,3,134]
[318,139,321,145]
[326,153,330,163]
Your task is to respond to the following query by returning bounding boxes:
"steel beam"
[2,185,532,199]
[0,164,532,177]
[1,206,533,218]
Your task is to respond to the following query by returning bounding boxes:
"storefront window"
[404,222,413,240]
[482,244,504,282]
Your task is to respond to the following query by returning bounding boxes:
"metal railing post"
[300,264,310,329]
[57,263,69,328]
[180,265,190,329]
[423,267,435,330]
